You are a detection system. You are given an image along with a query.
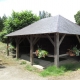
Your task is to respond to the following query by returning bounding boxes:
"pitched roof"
[6,15,80,36]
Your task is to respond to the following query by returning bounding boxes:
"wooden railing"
[33,52,69,58]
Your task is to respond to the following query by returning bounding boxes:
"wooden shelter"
[6,15,80,67]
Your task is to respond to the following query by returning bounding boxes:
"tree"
[0,17,3,31]
[74,10,80,25]
[0,10,40,42]
[0,15,7,31]
[39,11,51,19]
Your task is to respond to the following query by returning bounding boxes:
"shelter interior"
[10,34,80,62]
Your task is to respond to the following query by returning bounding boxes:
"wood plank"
[30,36,33,65]
[16,42,19,58]
[59,54,69,57]
[54,33,59,67]
[33,37,40,45]
[46,34,55,46]
[26,36,30,43]
[76,35,80,43]
[7,37,9,56]
[59,34,66,46]
[15,37,20,58]
[19,38,24,44]
[47,54,54,57]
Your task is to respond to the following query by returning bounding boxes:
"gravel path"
[0,64,80,80]
[0,65,48,80]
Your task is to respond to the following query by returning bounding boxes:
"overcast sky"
[0,0,80,22]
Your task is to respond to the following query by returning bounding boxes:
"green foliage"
[0,15,7,31]
[25,65,37,71]
[0,10,40,42]
[74,10,80,25]
[0,41,6,52]
[72,46,80,56]
[8,44,15,52]
[62,62,80,71]
[40,66,65,77]
[68,45,80,56]
[40,62,80,77]
[0,17,3,31]
[36,48,48,58]
[20,61,26,65]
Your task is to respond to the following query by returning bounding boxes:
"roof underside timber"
[6,15,80,37]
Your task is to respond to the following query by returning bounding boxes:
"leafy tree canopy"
[74,10,80,25]
[0,10,40,42]
[0,15,7,31]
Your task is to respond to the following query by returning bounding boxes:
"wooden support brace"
[19,38,24,44]
[59,34,66,46]
[33,37,40,46]
[26,36,30,43]
[59,54,69,57]
[76,35,80,43]
[46,34,55,47]
[33,37,38,44]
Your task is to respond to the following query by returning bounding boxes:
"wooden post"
[7,37,9,56]
[30,36,33,65]
[54,33,59,67]
[16,42,19,58]
[15,37,20,59]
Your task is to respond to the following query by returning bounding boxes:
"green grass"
[62,62,80,71]
[20,61,26,65]
[0,42,6,53]
[40,66,65,77]
[25,65,38,71]
[40,62,80,77]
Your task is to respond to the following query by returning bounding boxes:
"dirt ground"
[0,46,80,80]
[0,65,48,80]
[1,62,80,80]
[0,54,80,80]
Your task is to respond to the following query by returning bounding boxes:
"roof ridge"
[56,15,60,32]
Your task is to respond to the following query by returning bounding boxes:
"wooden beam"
[26,36,30,43]
[59,54,69,57]
[59,34,66,46]
[54,33,59,67]
[7,37,9,56]
[30,36,33,65]
[19,38,24,44]
[33,37,40,45]
[47,54,54,57]
[46,34,55,47]
[15,37,20,59]
[16,42,19,58]
[33,37,38,44]
[76,35,80,43]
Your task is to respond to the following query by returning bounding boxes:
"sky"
[0,0,80,22]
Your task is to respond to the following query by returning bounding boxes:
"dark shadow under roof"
[6,15,80,36]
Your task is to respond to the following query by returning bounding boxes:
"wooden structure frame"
[7,33,80,67]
